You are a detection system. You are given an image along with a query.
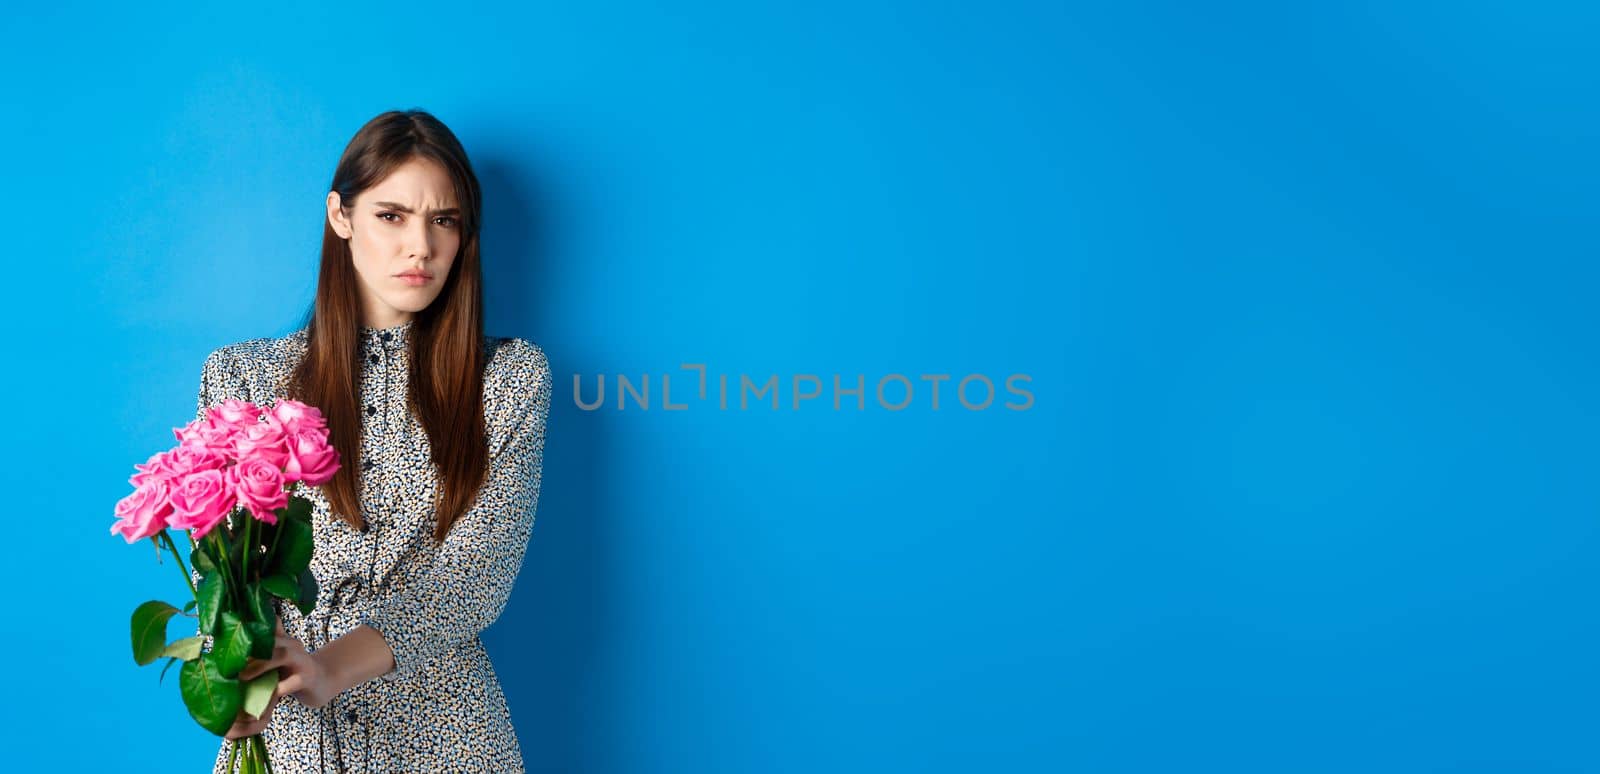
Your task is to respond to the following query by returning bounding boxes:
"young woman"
[194,109,552,773]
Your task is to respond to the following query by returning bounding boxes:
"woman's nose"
[407,222,433,260]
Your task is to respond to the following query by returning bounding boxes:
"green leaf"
[261,573,299,600]
[161,635,205,662]
[180,655,242,737]
[159,657,180,684]
[241,669,279,720]
[253,519,278,560]
[190,543,216,575]
[228,523,248,567]
[296,567,319,616]
[183,599,197,614]
[247,583,275,625]
[196,572,225,636]
[245,620,275,660]
[280,495,311,523]
[211,612,251,678]
[269,517,313,578]
[131,600,180,666]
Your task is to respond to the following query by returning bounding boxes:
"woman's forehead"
[364,157,458,205]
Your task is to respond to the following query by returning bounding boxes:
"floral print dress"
[193,319,552,773]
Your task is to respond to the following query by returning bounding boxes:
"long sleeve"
[360,339,553,682]
[196,346,235,423]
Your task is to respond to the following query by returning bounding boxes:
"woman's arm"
[229,621,393,738]
[309,624,396,696]
[359,339,552,681]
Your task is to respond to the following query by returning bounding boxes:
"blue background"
[6,1,1597,771]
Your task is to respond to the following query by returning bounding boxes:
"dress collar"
[359,318,413,351]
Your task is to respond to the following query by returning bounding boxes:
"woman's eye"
[435,216,459,227]
[377,212,400,222]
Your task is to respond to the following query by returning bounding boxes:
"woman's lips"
[396,273,432,286]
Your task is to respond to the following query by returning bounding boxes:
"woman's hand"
[223,619,334,740]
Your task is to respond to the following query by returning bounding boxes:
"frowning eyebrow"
[372,201,461,216]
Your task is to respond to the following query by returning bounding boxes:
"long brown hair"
[287,109,489,542]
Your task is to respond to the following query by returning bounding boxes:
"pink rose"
[110,479,173,543]
[207,398,263,432]
[172,418,205,447]
[165,444,228,479]
[233,457,288,523]
[284,430,340,487]
[270,399,328,435]
[175,417,240,460]
[236,419,290,470]
[129,449,181,488]
[168,468,237,540]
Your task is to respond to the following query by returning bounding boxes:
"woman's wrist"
[311,624,398,698]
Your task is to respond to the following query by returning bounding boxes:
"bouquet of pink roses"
[112,397,339,774]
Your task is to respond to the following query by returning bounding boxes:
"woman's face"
[326,156,462,329]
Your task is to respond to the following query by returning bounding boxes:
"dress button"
[345,708,358,722]
[369,353,379,365]
[366,404,376,416]
[379,331,391,341]
[362,459,374,470]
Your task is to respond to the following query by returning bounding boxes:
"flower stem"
[227,737,241,773]
[157,530,198,601]
[269,514,284,560]
[242,512,254,586]
[210,527,246,611]
[257,734,274,773]
[268,485,295,561]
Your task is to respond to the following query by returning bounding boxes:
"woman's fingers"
[220,624,306,738]
[225,690,283,739]
[238,632,305,681]
[277,671,305,697]
[239,650,283,682]
[271,633,303,660]
[225,713,265,740]
[226,717,265,740]
[239,658,270,682]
